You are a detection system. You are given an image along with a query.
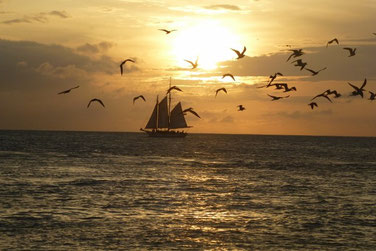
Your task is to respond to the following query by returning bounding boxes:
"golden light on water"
[171,21,242,70]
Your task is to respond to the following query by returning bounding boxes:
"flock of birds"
[57,30,376,122]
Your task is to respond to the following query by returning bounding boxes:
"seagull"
[268,72,283,87]
[184,57,198,69]
[120,59,135,75]
[369,91,376,101]
[308,102,318,110]
[305,67,327,76]
[222,73,235,81]
[87,98,105,108]
[267,94,290,101]
[343,47,356,57]
[282,85,297,92]
[182,108,200,118]
[167,86,182,94]
[237,105,246,111]
[286,49,304,61]
[231,46,246,59]
[325,89,341,98]
[311,92,333,103]
[271,83,288,90]
[326,38,339,47]
[57,85,79,95]
[159,29,176,34]
[215,87,227,97]
[348,78,367,98]
[292,59,308,70]
[133,95,146,104]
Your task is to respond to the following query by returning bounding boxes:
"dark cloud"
[204,4,241,11]
[2,10,69,25]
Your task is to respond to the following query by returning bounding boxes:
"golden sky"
[1,0,376,136]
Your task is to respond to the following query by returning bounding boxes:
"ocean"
[0,130,375,250]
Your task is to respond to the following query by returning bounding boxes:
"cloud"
[204,4,241,11]
[76,41,114,54]
[2,10,69,25]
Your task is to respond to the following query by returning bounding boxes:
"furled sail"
[169,102,188,129]
[145,102,158,129]
[157,96,169,128]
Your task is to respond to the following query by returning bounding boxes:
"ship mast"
[168,77,172,130]
[156,95,159,130]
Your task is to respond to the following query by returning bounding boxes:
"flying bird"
[286,49,304,61]
[326,38,339,47]
[305,67,327,76]
[57,85,79,95]
[182,108,200,118]
[87,98,105,108]
[231,46,246,59]
[308,102,318,110]
[292,59,308,70]
[159,29,176,34]
[343,47,356,57]
[167,86,182,94]
[311,92,333,103]
[324,89,341,98]
[215,87,227,97]
[267,72,283,87]
[184,57,198,69]
[282,85,297,93]
[267,94,290,101]
[222,73,235,81]
[120,58,135,75]
[133,95,146,104]
[348,78,367,98]
[237,105,245,111]
[369,91,376,101]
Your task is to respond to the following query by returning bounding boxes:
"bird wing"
[361,78,367,89]
[323,95,332,103]
[267,94,276,98]
[58,89,69,94]
[222,88,227,93]
[140,95,146,101]
[283,95,290,99]
[241,46,246,55]
[318,67,327,73]
[348,82,359,91]
[231,48,241,57]
[184,59,194,67]
[173,86,182,92]
[223,74,235,81]
[159,29,168,33]
[188,110,200,118]
[96,99,105,107]
[133,96,138,104]
[120,63,123,75]
[286,53,294,62]
[305,68,316,75]
[87,99,93,108]
[343,47,352,52]
[276,72,283,76]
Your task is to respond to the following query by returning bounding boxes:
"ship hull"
[141,129,187,138]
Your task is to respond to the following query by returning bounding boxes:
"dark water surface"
[0,130,376,250]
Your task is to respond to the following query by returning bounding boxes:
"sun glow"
[172,21,242,70]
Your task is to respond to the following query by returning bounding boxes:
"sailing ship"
[140,80,190,137]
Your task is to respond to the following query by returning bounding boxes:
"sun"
[171,21,242,70]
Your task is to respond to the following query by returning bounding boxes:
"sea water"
[0,130,375,250]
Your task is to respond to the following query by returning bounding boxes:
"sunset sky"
[1,0,376,136]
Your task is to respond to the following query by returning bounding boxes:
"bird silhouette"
[167,86,182,94]
[267,72,283,87]
[133,95,146,104]
[271,83,288,90]
[120,59,135,75]
[87,98,105,108]
[231,46,246,59]
[281,84,297,92]
[215,87,227,97]
[292,59,307,70]
[324,89,341,98]
[159,29,176,34]
[184,57,198,69]
[58,85,79,95]
[308,102,318,110]
[311,92,333,103]
[286,49,304,61]
[348,78,367,98]
[222,73,235,81]
[267,94,290,101]
[343,47,356,57]
[305,67,327,76]
[237,105,245,111]
[326,38,339,47]
[369,91,376,101]
[182,108,200,118]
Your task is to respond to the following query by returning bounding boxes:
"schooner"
[140,79,190,137]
